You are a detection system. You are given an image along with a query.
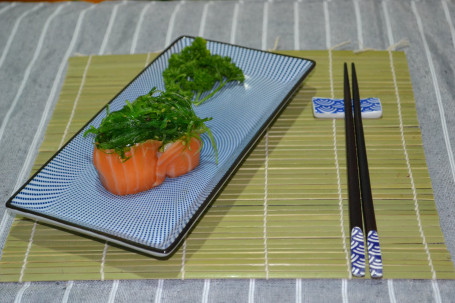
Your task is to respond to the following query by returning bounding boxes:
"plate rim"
[6,35,316,257]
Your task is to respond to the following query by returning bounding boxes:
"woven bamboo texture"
[1,50,454,282]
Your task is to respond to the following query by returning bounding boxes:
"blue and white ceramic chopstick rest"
[312,97,382,119]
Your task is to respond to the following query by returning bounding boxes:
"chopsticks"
[344,63,383,278]
[344,63,365,277]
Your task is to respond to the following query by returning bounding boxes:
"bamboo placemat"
[1,50,454,282]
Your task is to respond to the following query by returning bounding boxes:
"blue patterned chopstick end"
[367,230,383,278]
[351,226,366,277]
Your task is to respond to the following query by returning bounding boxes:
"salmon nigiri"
[93,140,161,195]
[84,88,217,196]
[154,136,202,187]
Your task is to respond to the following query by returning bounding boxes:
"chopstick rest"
[351,63,383,279]
[312,97,382,119]
[343,63,366,277]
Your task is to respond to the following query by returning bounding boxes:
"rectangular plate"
[6,36,315,257]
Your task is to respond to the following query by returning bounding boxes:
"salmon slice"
[93,140,162,195]
[154,136,202,186]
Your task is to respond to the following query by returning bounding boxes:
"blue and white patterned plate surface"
[312,97,382,119]
[6,36,315,257]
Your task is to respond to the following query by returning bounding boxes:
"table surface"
[1,0,455,302]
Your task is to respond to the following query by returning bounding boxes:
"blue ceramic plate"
[6,36,315,257]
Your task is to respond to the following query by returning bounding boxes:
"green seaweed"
[163,37,245,106]
[84,88,217,162]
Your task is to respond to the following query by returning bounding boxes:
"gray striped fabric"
[1,0,455,301]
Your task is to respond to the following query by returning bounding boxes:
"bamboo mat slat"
[1,50,454,282]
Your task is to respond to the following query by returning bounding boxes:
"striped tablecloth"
[1,0,455,302]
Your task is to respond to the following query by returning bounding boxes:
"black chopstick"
[344,63,365,278]
[351,63,383,278]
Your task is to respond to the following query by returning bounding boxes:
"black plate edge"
[5,35,316,257]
